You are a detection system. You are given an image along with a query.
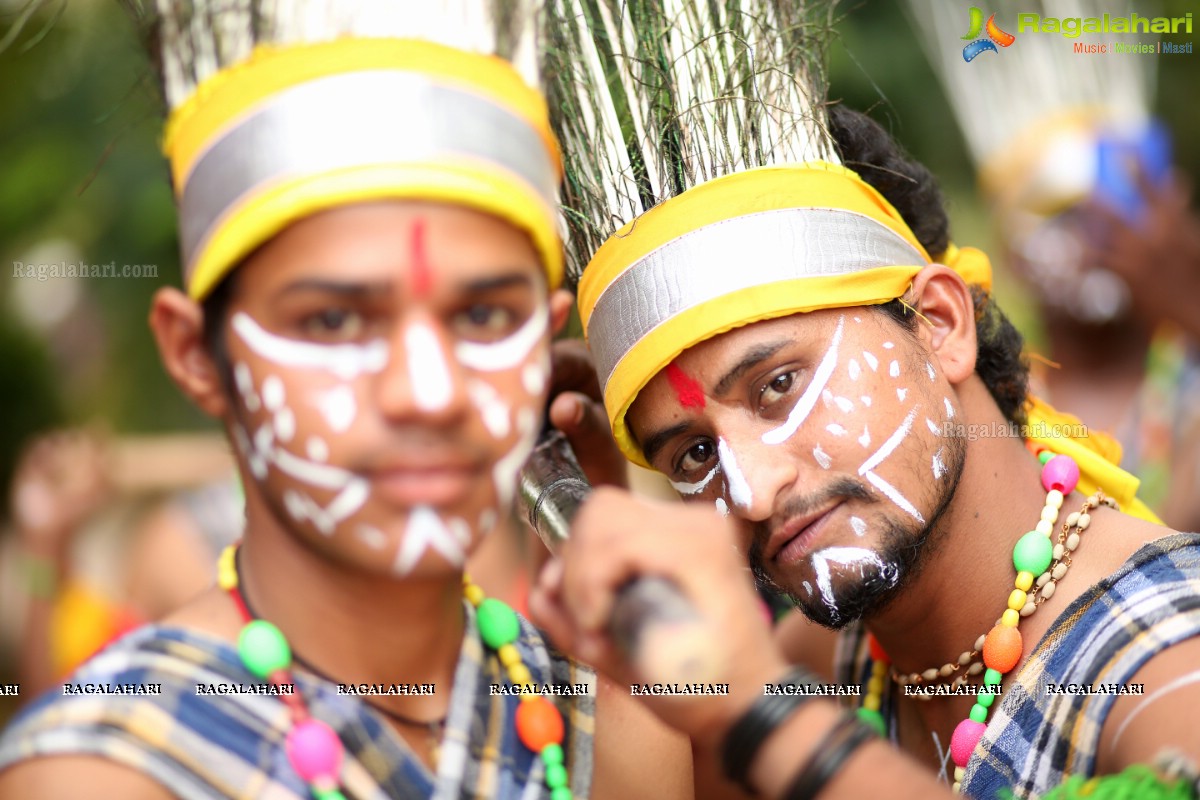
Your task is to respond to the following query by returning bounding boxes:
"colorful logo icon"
[962,7,1016,61]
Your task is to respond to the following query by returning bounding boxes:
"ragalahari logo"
[962,7,1016,61]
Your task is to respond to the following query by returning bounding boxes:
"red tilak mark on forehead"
[410,218,433,298]
[665,363,706,410]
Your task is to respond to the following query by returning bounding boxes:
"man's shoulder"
[0,754,176,800]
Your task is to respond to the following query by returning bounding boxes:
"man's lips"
[366,462,481,506]
[767,502,844,565]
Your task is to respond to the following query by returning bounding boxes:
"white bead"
[922,668,939,682]
[968,662,984,676]
[1052,543,1065,561]
[1036,572,1052,587]
[1076,513,1091,530]
[1066,511,1081,527]
[1020,601,1036,617]
[940,663,956,678]
[1036,519,1054,536]
[974,634,987,652]
[1041,581,1057,600]
[1041,505,1059,524]
[1046,490,1064,509]
[1052,563,1068,580]
[1066,533,1081,551]
[959,651,974,666]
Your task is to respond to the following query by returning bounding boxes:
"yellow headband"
[578,161,990,467]
[165,38,564,299]
[577,160,1157,523]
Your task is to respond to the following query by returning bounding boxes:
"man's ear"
[147,287,230,418]
[549,288,576,337]
[910,265,977,385]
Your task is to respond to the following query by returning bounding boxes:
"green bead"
[545,763,569,790]
[856,707,886,737]
[976,691,995,708]
[541,743,564,766]
[312,790,346,800]
[984,668,1003,687]
[1038,450,1055,465]
[1012,531,1053,576]
[551,788,573,800]
[238,620,291,678]
[477,598,520,649]
[969,703,989,723]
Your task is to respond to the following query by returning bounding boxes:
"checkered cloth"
[836,532,1200,799]
[0,601,595,799]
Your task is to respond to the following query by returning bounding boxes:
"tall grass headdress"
[121,0,564,299]
[545,0,1158,522]
[903,0,1163,324]
[542,0,990,466]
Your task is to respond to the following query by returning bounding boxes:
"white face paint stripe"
[717,438,753,509]
[715,498,730,517]
[273,447,355,490]
[493,407,539,508]
[926,362,936,382]
[522,362,547,395]
[812,445,831,469]
[466,379,511,439]
[811,546,900,624]
[762,316,845,445]
[394,506,465,574]
[405,323,454,412]
[944,397,955,419]
[455,303,548,371]
[232,312,388,379]
[864,470,925,524]
[926,418,941,436]
[932,447,947,479]
[859,406,919,475]
[862,351,879,371]
[670,465,718,495]
[848,359,861,381]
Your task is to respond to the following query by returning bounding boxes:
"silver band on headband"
[586,208,927,391]
[178,70,558,276]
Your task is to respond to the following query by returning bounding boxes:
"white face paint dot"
[850,516,867,537]
[833,396,855,414]
[883,341,894,349]
[234,363,254,396]
[858,427,871,448]
[860,395,872,407]
[862,351,879,371]
[812,445,832,469]
[715,498,730,517]
[897,388,908,402]
[467,379,511,440]
[848,359,861,381]
[826,423,847,437]
[822,389,834,408]
[273,408,296,442]
[262,376,285,412]
[283,489,307,522]
[889,360,900,378]
[306,436,329,462]
[356,524,388,551]
[521,363,546,395]
[315,386,357,433]
[479,508,498,534]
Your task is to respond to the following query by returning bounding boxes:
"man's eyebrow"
[456,272,536,295]
[641,421,693,466]
[273,279,391,300]
[711,339,792,397]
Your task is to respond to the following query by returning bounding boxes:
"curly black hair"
[828,105,1030,426]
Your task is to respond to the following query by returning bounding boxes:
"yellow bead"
[863,694,881,711]
[498,644,521,668]
[217,546,237,590]
[1001,609,1020,627]
[871,660,888,678]
[464,584,486,607]
[1040,505,1058,524]
[1007,590,1027,611]
[867,676,885,695]
[509,664,533,686]
[1014,571,1034,592]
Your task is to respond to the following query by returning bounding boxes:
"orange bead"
[868,634,889,664]
[515,697,564,751]
[982,624,1023,673]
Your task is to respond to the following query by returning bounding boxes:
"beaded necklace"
[854,451,1117,794]
[216,544,573,799]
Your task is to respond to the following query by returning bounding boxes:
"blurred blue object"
[1094,120,1172,226]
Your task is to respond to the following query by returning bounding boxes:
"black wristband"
[784,715,876,800]
[720,665,822,790]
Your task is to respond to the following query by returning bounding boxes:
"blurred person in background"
[905,0,1200,532]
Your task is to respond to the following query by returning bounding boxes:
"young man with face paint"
[0,4,691,799]
[532,4,1200,799]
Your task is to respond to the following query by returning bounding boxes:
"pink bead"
[950,719,986,767]
[1040,455,1079,495]
[285,719,343,783]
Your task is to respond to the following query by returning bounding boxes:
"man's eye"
[760,372,795,406]
[300,309,364,340]
[454,305,516,341]
[679,440,716,473]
